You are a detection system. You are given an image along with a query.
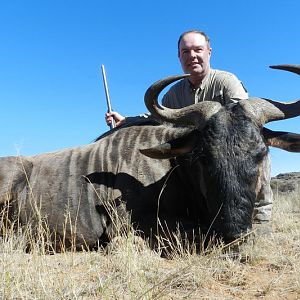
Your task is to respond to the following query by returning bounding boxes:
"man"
[105,30,273,225]
[106,30,248,123]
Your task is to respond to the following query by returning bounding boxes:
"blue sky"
[0,0,299,176]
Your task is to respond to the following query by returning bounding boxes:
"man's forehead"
[180,33,207,48]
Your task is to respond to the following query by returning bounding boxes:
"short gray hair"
[177,30,211,55]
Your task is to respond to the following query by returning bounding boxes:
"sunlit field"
[0,187,299,299]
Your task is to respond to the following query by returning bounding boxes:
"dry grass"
[0,189,299,299]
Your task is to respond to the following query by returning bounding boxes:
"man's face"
[178,32,212,78]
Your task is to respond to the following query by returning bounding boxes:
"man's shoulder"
[208,68,248,100]
[209,68,239,80]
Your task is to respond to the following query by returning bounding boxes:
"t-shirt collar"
[187,69,211,91]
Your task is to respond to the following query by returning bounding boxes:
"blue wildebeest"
[0,65,300,251]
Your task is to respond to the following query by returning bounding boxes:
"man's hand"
[105,111,126,127]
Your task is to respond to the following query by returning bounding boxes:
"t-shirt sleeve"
[221,73,248,103]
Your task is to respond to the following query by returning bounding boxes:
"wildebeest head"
[141,65,300,242]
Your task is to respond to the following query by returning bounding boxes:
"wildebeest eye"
[191,146,207,163]
[195,145,204,155]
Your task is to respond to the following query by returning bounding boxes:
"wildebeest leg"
[93,195,130,249]
[0,156,33,230]
[94,204,111,247]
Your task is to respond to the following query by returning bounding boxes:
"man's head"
[178,30,212,84]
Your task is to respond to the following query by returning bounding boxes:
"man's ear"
[140,131,198,159]
[263,127,300,152]
[208,47,212,57]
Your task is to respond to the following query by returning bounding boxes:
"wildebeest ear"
[140,131,198,159]
[263,127,300,152]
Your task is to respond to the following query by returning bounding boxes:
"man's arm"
[105,111,151,128]
[105,111,126,127]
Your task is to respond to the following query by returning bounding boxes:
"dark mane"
[198,103,268,240]
[95,116,160,142]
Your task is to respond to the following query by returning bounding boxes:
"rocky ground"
[271,172,300,194]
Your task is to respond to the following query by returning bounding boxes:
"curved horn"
[244,64,300,125]
[144,75,222,127]
[270,64,300,75]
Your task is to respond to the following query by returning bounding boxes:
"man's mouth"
[188,62,200,68]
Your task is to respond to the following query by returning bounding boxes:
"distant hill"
[271,172,300,194]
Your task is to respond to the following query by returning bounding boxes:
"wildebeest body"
[0,124,204,249]
[1,64,300,250]
[0,105,267,246]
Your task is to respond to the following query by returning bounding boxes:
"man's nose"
[190,50,197,58]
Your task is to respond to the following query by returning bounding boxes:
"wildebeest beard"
[179,103,268,242]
